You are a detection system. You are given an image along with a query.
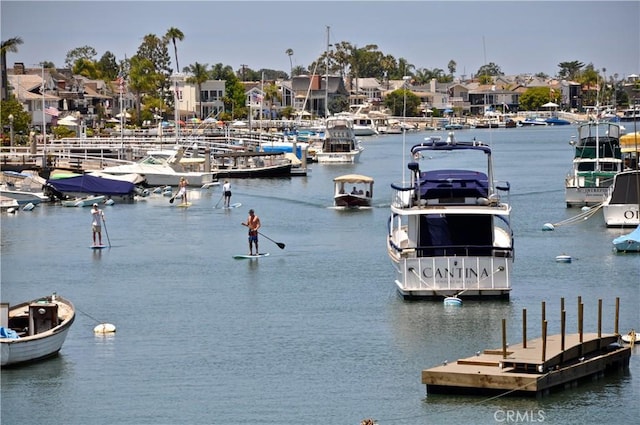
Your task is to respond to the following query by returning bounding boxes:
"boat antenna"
[402,75,411,184]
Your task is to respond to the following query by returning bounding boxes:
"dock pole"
[561,310,566,363]
[615,297,620,336]
[502,318,507,359]
[542,320,547,363]
[598,299,603,349]
[522,308,527,348]
[579,301,584,357]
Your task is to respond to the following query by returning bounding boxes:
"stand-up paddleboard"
[233,253,270,259]
[177,202,192,208]
[215,202,242,209]
[90,245,109,249]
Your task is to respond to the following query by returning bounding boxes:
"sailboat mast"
[325,25,329,118]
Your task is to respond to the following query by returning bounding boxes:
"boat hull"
[334,194,371,208]
[1,295,75,367]
[603,204,640,227]
[564,185,613,207]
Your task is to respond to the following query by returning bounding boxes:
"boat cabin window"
[418,214,493,256]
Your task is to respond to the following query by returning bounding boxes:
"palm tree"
[1,36,23,101]
[263,83,282,120]
[165,27,184,73]
[285,48,294,78]
[185,62,210,119]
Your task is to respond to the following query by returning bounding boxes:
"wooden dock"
[422,333,629,396]
[422,297,632,397]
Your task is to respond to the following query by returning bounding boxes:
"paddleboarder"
[177,176,189,204]
[242,209,261,255]
[222,180,232,207]
[91,203,105,246]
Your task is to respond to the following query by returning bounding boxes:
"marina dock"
[422,297,632,397]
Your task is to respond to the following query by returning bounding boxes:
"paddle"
[242,223,285,249]
[102,216,111,247]
[169,191,179,204]
[214,193,224,208]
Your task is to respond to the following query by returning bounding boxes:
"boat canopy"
[333,174,374,183]
[46,174,135,195]
[620,132,640,153]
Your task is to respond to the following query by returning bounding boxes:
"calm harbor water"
[1,126,638,425]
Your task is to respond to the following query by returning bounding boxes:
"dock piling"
[615,297,620,336]
[542,320,547,363]
[502,318,507,360]
[522,308,527,348]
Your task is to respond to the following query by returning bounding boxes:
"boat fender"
[22,203,35,211]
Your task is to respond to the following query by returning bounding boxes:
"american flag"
[116,75,125,94]
[44,106,59,116]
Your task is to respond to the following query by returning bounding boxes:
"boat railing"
[390,239,513,258]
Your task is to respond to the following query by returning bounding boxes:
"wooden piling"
[615,297,620,335]
[542,320,547,363]
[502,318,507,359]
[522,308,527,348]
[561,310,566,364]
[598,299,602,349]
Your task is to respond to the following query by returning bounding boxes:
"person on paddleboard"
[91,203,105,246]
[222,180,231,207]
[177,176,189,204]
[242,209,261,255]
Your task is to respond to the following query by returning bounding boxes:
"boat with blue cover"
[387,132,513,300]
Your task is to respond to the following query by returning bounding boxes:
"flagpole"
[41,64,46,165]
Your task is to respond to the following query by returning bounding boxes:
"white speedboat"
[1,293,75,367]
[99,149,215,187]
[333,174,374,208]
[315,117,364,164]
[565,121,623,207]
[0,170,50,205]
[387,133,513,300]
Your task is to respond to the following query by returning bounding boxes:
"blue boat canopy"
[46,174,135,195]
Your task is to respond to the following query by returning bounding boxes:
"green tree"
[65,45,97,68]
[557,60,584,80]
[384,88,421,117]
[97,51,119,80]
[476,62,503,77]
[518,86,551,111]
[128,55,160,125]
[447,60,457,76]
[165,27,184,73]
[72,58,101,79]
[136,34,172,104]
[1,36,23,101]
[185,62,209,119]
[210,63,235,80]
[1,97,30,145]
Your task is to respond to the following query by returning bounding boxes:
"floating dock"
[422,297,632,397]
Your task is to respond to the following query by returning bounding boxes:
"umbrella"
[542,102,559,108]
[116,112,131,119]
[57,116,78,127]
[188,117,201,124]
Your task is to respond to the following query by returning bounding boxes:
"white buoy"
[555,254,572,263]
[581,206,591,212]
[22,202,35,211]
[93,323,116,334]
[7,207,17,214]
[105,199,115,206]
[443,296,463,306]
[542,223,555,231]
